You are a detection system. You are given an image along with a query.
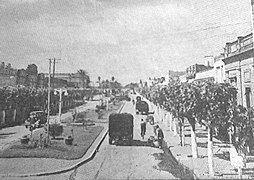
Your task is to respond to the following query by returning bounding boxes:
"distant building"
[223,33,254,108]
[194,69,214,83]
[45,73,89,88]
[0,62,17,87]
[168,70,185,83]
[214,53,226,83]
[186,64,213,80]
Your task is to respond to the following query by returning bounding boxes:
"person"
[72,109,77,122]
[140,119,146,140]
[155,125,164,149]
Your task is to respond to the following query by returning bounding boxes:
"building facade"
[223,33,254,108]
[45,73,89,89]
[0,62,17,87]
[186,64,213,81]
[214,54,226,83]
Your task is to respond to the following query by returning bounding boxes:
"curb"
[1,101,126,178]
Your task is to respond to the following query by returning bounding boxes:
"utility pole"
[47,58,52,143]
[51,58,61,90]
[52,58,56,89]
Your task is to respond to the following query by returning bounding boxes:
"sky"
[0,0,253,85]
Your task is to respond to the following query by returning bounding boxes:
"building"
[45,73,89,89]
[0,62,17,87]
[186,64,213,81]
[194,68,214,83]
[223,33,254,108]
[214,53,226,83]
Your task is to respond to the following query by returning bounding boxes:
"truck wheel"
[128,139,132,146]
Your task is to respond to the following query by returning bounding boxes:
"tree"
[98,76,101,88]
[111,76,115,82]
[196,82,237,176]
[77,69,89,89]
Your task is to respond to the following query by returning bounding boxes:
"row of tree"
[0,86,95,127]
[97,76,122,89]
[139,79,254,176]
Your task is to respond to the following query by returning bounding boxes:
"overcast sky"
[0,0,252,85]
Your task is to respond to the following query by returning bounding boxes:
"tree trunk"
[169,113,172,131]
[190,124,198,158]
[1,110,5,125]
[179,119,185,146]
[13,109,17,122]
[208,126,215,176]
[165,113,170,130]
[173,118,178,136]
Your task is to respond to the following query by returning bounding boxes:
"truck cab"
[136,101,149,115]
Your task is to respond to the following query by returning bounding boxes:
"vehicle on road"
[136,96,141,102]
[109,113,133,145]
[115,95,131,101]
[146,115,155,125]
[136,101,149,115]
[25,111,47,128]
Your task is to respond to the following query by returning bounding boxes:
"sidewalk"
[158,120,254,179]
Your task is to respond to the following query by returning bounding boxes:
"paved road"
[8,100,177,180]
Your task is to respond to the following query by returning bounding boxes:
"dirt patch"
[0,125,104,160]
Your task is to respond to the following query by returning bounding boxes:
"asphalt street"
[3,100,178,180]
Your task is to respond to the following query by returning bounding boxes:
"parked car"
[25,111,47,128]
[109,113,133,145]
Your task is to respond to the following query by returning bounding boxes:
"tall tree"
[77,69,89,89]
[98,76,101,88]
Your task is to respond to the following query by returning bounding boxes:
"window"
[244,69,251,82]
[245,87,251,108]
[229,77,237,87]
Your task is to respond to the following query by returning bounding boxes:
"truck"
[136,100,149,115]
[108,113,134,145]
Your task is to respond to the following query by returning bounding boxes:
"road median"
[0,101,126,178]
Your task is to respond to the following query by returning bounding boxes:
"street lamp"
[54,88,68,123]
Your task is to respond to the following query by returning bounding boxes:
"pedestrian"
[155,125,164,149]
[72,109,77,122]
[140,119,146,140]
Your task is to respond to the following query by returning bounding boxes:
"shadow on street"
[114,139,155,147]
[152,145,196,180]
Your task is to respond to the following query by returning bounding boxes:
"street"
[3,100,178,180]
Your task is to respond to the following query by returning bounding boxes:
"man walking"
[155,125,164,149]
[140,119,146,140]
